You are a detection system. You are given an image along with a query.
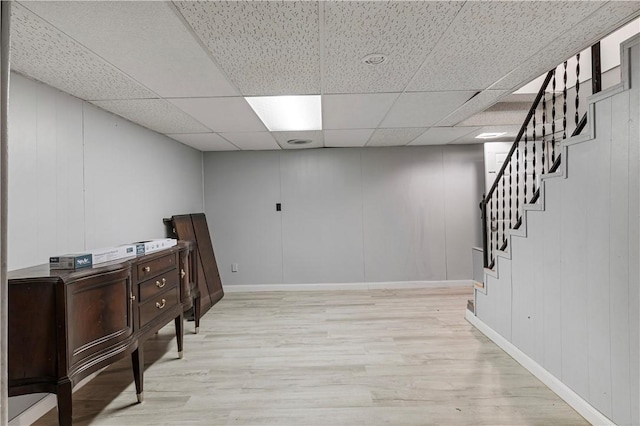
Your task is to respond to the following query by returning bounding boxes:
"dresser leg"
[57,378,72,426]
[131,348,144,402]
[194,295,201,334]
[175,312,184,358]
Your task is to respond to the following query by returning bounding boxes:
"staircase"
[482,45,598,271]
[469,34,640,426]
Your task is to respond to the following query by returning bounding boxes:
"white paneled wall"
[203,145,484,286]
[475,39,640,425]
[203,151,284,285]
[444,146,484,279]
[9,74,85,270]
[7,73,204,419]
[83,103,203,249]
[361,147,447,282]
[281,149,365,284]
[8,72,204,268]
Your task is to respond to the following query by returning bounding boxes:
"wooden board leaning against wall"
[165,213,224,319]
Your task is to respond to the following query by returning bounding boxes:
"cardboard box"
[50,253,93,270]
[89,245,137,265]
[135,238,177,256]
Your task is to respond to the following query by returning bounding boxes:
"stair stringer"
[480,83,634,316]
[484,165,553,281]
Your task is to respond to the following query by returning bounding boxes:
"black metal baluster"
[488,198,493,265]
[524,127,528,205]
[502,175,506,248]
[575,52,580,126]
[591,42,602,94]
[509,151,513,229]
[542,91,547,174]
[532,108,537,199]
[552,70,557,163]
[516,141,520,224]
[495,188,499,254]
[482,197,489,268]
[563,61,568,140]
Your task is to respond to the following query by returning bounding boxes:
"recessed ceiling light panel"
[245,95,322,132]
[475,132,507,139]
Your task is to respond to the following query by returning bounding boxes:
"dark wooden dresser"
[8,243,192,426]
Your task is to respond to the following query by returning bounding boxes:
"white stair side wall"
[475,253,512,341]
[539,173,563,380]
[627,37,640,426]
[473,35,640,425]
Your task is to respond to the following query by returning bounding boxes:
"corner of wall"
[200,149,205,213]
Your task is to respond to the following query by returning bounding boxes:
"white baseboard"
[224,280,472,292]
[8,395,55,426]
[9,368,106,426]
[465,311,615,426]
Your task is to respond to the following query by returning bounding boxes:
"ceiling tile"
[459,102,529,127]
[272,131,324,150]
[492,2,640,91]
[409,127,481,146]
[323,93,399,130]
[436,90,507,127]
[367,128,427,147]
[323,1,463,94]
[380,91,476,128]
[20,2,238,99]
[168,97,267,133]
[450,125,522,145]
[91,99,210,134]
[324,129,374,148]
[408,2,604,92]
[167,133,238,151]
[11,0,640,155]
[219,132,281,151]
[175,1,320,96]
[10,4,156,101]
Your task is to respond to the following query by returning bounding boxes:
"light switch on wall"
[231,263,238,272]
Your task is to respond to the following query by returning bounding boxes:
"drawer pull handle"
[180,269,186,279]
[143,266,151,273]
[156,278,166,288]
[156,299,166,309]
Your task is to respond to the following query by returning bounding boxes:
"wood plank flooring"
[33,287,587,425]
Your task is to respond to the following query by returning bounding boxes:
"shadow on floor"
[32,330,178,426]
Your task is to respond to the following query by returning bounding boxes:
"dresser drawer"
[139,272,178,302]
[137,253,176,281]
[139,287,179,328]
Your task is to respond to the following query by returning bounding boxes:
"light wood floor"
[33,287,587,425]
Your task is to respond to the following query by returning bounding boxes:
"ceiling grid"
[10,3,157,101]
[8,1,640,151]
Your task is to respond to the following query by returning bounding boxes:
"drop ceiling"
[9,1,640,151]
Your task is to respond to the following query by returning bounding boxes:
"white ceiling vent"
[287,139,312,145]
[362,53,388,66]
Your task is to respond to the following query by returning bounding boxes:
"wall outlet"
[231,263,238,272]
